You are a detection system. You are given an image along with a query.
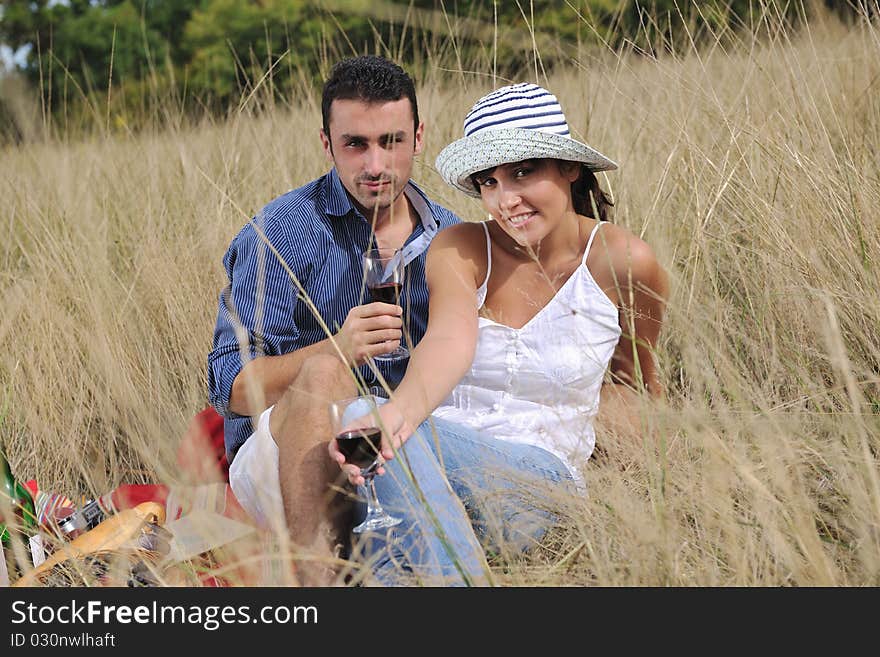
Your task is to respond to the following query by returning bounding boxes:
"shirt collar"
[403,181,440,236]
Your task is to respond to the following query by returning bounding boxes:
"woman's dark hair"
[469,160,614,222]
[321,55,419,138]
[572,166,613,222]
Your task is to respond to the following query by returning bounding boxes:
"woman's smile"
[506,211,538,229]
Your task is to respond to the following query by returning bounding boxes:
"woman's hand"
[327,400,415,486]
[375,401,417,460]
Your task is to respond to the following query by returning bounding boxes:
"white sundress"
[433,221,622,479]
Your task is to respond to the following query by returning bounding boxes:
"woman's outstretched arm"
[330,223,484,481]
[386,224,484,445]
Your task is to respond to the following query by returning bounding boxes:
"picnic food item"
[12,501,166,587]
[52,499,106,540]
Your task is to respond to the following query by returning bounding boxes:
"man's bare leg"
[270,354,357,586]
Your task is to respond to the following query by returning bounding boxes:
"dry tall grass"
[1,6,878,585]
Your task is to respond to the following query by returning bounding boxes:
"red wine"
[336,428,382,469]
[369,282,402,304]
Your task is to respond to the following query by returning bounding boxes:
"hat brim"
[435,128,618,197]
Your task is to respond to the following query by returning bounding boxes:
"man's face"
[321,98,424,217]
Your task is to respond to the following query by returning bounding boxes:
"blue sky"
[0,0,62,72]
[1,44,31,72]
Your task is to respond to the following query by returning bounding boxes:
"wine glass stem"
[364,474,386,517]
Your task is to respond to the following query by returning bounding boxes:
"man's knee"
[272,355,353,428]
[292,354,353,396]
[300,353,348,379]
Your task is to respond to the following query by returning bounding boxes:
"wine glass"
[329,394,402,534]
[363,247,409,362]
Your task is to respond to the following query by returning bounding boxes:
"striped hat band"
[463,83,571,138]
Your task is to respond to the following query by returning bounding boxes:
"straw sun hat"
[435,83,617,197]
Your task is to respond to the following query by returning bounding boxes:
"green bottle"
[1,446,37,579]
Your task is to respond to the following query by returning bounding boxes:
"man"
[208,56,485,585]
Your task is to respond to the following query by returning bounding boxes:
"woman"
[336,82,667,485]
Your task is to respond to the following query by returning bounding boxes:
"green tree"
[183,0,308,101]
[0,1,201,112]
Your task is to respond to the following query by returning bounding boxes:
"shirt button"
[492,402,500,411]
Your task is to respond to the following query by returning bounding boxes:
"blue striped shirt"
[208,168,462,456]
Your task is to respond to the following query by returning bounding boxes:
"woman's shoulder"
[435,220,488,240]
[426,220,490,280]
[589,221,664,287]
[429,221,489,258]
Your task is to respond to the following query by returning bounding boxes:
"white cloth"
[433,221,621,479]
[228,406,284,530]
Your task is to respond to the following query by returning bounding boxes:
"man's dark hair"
[321,55,419,140]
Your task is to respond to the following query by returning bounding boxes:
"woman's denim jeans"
[348,414,575,586]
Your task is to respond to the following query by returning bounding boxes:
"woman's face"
[474,159,580,247]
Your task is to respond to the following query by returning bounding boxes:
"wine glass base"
[352,514,403,534]
[372,348,409,363]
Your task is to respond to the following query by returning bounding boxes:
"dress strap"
[581,221,604,266]
[475,221,492,309]
[481,221,493,277]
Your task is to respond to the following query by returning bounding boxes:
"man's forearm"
[228,336,346,416]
